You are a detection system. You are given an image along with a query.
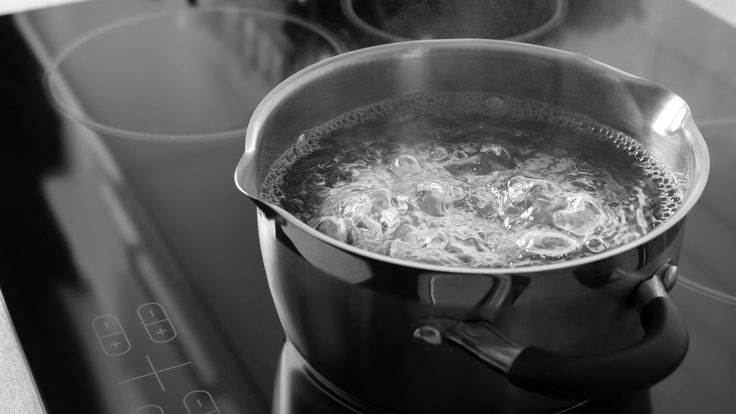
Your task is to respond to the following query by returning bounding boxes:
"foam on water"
[261,92,683,268]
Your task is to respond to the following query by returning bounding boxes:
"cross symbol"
[118,356,192,392]
[109,340,122,349]
[156,327,168,336]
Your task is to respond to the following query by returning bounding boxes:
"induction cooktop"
[2,0,736,413]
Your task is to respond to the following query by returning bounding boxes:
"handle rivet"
[660,264,679,292]
[413,326,442,345]
[463,325,480,338]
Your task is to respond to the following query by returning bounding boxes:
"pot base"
[274,341,656,414]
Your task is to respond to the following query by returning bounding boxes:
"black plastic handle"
[414,274,689,398]
[507,295,688,397]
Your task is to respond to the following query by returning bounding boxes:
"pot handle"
[413,270,688,398]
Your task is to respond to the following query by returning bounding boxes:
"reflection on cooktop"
[649,122,736,414]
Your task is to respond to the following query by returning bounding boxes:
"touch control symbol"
[183,390,220,414]
[135,405,164,413]
[92,314,131,356]
[118,355,191,392]
[138,303,177,343]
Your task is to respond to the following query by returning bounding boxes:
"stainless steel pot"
[235,40,709,413]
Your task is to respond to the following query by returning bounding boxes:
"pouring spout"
[234,149,259,197]
[234,149,284,221]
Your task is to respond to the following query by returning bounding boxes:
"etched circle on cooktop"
[677,121,736,305]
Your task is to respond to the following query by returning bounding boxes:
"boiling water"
[261,92,682,268]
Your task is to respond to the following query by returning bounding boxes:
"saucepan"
[235,40,709,413]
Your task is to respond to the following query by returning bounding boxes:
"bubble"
[449,184,466,202]
[452,150,469,160]
[392,194,412,215]
[517,230,581,257]
[368,188,392,212]
[400,228,425,248]
[460,141,480,154]
[473,145,516,174]
[380,207,399,227]
[430,145,450,161]
[416,180,453,217]
[296,132,308,146]
[390,154,423,177]
[553,194,607,236]
[293,133,311,156]
[352,216,383,244]
[507,176,535,204]
[444,161,477,176]
[456,253,478,266]
[415,144,433,156]
[484,96,508,114]
[427,231,450,249]
[313,216,348,242]
[584,236,607,253]
[466,187,499,217]
[500,205,525,228]
[506,176,559,205]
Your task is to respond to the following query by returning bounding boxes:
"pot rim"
[236,39,710,275]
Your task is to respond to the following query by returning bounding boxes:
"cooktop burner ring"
[43,6,346,142]
[340,0,568,43]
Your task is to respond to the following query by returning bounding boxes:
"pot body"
[236,40,709,413]
[258,207,686,413]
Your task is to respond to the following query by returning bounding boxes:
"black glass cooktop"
[2,0,736,413]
